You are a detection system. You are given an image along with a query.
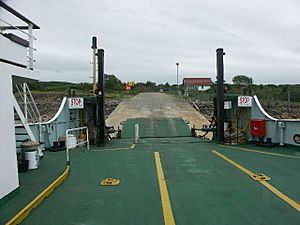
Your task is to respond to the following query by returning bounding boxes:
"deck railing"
[0,1,39,69]
[66,127,90,164]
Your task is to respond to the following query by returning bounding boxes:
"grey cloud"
[6,0,300,84]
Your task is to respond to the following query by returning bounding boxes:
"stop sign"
[125,85,131,91]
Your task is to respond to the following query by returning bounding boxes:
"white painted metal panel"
[0,35,27,66]
[0,67,19,199]
[0,64,38,199]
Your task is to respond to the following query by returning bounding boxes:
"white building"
[0,2,39,202]
[183,77,214,91]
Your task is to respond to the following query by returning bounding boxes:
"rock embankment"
[15,93,120,122]
[190,100,214,120]
[105,99,120,119]
[261,104,300,119]
[190,100,300,119]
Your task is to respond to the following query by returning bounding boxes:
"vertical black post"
[97,49,106,145]
[92,36,97,95]
[216,48,225,143]
[92,36,97,49]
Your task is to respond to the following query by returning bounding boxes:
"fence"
[257,90,300,119]
[66,127,89,163]
[134,124,139,144]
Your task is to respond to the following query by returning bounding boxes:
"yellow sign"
[127,81,135,87]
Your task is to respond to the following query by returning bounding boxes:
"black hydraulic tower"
[216,48,225,143]
[96,48,106,145]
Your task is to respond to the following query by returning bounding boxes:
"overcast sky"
[3,0,300,84]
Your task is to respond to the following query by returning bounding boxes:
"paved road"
[106,93,211,138]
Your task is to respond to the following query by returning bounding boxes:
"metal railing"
[0,1,40,69]
[16,83,41,122]
[0,18,37,39]
[66,127,89,164]
[134,123,139,144]
[15,82,42,143]
[0,18,37,69]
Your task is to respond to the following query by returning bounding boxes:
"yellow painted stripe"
[212,150,254,177]
[90,144,136,152]
[154,152,176,225]
[6,165,70,225]
[260,181,300,212]
[211,149,300,212]
[219,144,300,159]
[90,147,129,152]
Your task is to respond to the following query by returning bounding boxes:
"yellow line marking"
[212,150,254,177]
[219,144,300,159]
[211,149,300,212]
[260,181,300,212]
[90,144,136,152]
[6,165,70,225]
[154,152,176,225]
[90,147,129,152]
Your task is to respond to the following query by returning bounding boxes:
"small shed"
[183,78,214,91]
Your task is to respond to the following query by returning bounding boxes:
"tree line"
[26,74,175,94]
[26,74,300,102]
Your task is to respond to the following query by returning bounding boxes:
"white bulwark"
[0,2,40,201]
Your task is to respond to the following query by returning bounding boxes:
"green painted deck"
[1,118,300,225]
[121,118,191,139]
[0,151,66,224]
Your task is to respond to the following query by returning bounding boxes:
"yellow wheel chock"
[251,173,270,181]
[100,178,120,186]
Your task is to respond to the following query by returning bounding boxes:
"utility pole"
[176,62,180,98]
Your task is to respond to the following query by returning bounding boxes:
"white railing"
[0,18,37,39]
[15,83,42,143]
[134,123,139,144]
[66,127,89,164]
[0,18,36,69]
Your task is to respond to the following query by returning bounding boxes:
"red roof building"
[183,78,214,91]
